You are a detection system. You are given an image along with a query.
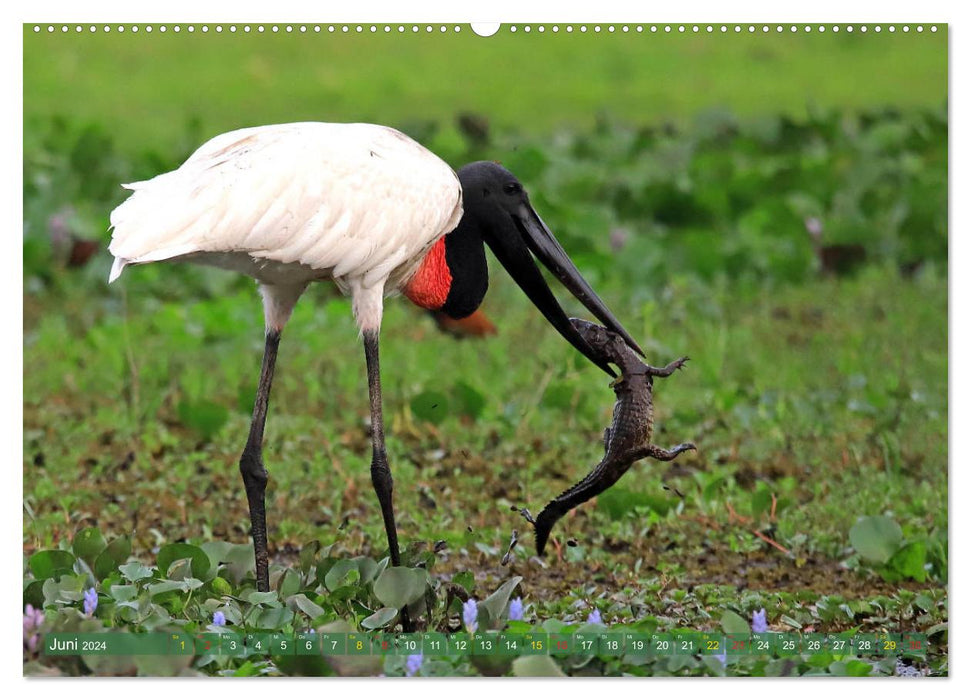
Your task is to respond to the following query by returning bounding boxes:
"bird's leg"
[239,329,281,592]
[363,330,403,566]
[363,330,413,632]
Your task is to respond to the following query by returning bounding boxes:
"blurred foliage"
[23,26,947,156]
[24,105,947,301]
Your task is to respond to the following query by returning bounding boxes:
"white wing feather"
[108,123,463,291]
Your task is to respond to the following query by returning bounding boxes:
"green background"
[24,24,947,152]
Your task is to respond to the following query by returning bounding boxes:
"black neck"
[440,219,489,319]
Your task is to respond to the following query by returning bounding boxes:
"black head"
[457,161,531,222]
[455,161,643,376]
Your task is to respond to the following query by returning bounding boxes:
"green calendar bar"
[320,632,346,655]
[194,633,221,655]
[167,632,195,655]
[876,633,902,655]
[38,630,933,658]
[422,632,447,655]
[674,632,703,655]
[43,633,169,656]
[725,633,750,656]
[397,633,422,656]
[472,631,500,655]
[346,632,370,655]
[371,633,396,655]
[549,633,573,656]
[700,632,725,656]
[245,633,270,656]
[522,632,548,655]
[803,634,827,655]
[221,633,246,657]
[624,632,652,656]
[296,632,319,655]
[651,633,674,655]
[497,632,523,655]
[750,633,774,655]
[446,633,471,655]
[776,633,800,656]
[573,632,598,655]
[852,634,878,656]
[827,633,853,655]
[599,633,625,655]
[270,632,294,655]
[901,633,928,657]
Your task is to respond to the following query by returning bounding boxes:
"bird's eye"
[502,182,521,195]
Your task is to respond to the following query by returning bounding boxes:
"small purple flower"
[212,610,226,627]
[894,657,923,677]
[586,608,603,625]
[24,604,44,629]
[508,597,524,621]
[715,649,727,667]
[751,608,768,634]
[23,604,45,654]
[462,598,478,634]
[83,588,98,617]
[405,652,423,677]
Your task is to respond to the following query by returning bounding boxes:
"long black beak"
[485,205,643,376]
[521,209,645,357]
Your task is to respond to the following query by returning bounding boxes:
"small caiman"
[533,318,695,555]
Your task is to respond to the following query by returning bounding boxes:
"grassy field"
[23,27,947,677]
[24,25,947,153]
[23,262,949,677]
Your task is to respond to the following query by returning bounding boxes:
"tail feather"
[108,257,128,283]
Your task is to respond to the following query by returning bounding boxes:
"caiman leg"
[628,442,697,462]
[644,357,689,378]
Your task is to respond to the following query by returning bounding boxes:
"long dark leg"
[363,330,412,630]
[239,329,281,592]
[363,330,402,566]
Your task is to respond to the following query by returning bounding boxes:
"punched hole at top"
[471,23,500,37]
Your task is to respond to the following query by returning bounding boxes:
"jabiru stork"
[108,122,643,593]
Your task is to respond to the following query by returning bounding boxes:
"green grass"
[24,263,949,558]
[24,262,948,675]
[25,262,947,556]
[24,25,947,154]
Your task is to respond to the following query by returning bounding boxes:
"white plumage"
[108,122,463,331]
